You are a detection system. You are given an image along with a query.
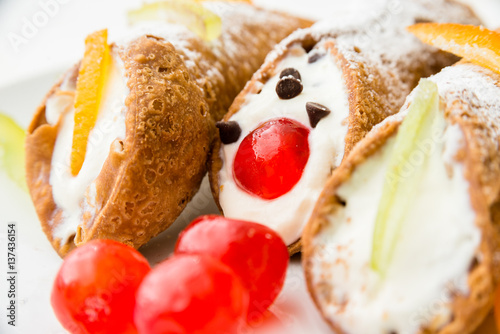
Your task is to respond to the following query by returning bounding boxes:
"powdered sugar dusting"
[370,62,500,202]
[430,34,500,70]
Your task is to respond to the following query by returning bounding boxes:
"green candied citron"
[128,0,223,42]
[0,113,27,191]
[370,79,440,277]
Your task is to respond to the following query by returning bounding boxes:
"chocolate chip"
[279,68,301,81]
[308,52,325,63]
[216,121,241,144]
[276,77,303,100]
[306,102,331,128]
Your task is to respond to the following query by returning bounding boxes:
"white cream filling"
[310,113,479,334]
[218,43,350,245]
[47,50,129,244]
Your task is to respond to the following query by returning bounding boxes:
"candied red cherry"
[134,254,249,334]
[175,215,289,321]
[233,118,310,200]
[51,239,151,334]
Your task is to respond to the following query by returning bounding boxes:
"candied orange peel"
[71,29,110,176]
[408,23,500,74]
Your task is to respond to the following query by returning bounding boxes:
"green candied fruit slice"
[0,113,27,191]
[128,0,223,42]
[370,79,440,277]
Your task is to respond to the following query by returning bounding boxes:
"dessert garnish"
[408,23,500,74]
[216,120,242,144]
[276,76,303,99]
[308,51,325,64]
[51,240,151,334]
[175,215,289,321]
[279,67,302,81]
[135,254,249,334]
[0,112,26,190]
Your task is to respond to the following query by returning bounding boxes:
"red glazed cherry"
[134,254,249,334]
[233,118,310,200]
[175,215,289,321]
[51,239,151,334]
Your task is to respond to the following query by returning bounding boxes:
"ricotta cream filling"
[47,50,129,244]
[310,113,479,333]
[218,43,350,245]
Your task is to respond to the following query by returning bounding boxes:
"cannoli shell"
[302,62,500,334]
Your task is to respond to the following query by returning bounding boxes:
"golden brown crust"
[302,64,500,334]
[26,6,311,257]
[436,65,500,334]
[209,0,480,253]
[26,64,80,255]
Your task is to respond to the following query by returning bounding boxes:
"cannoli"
[302,62,500,333]
[209,0,480,253]
[25,1,311,257]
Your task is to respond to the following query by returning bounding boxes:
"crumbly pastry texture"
[26,2,310,257]
[209,0,480,253]
[302,62,500,334]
